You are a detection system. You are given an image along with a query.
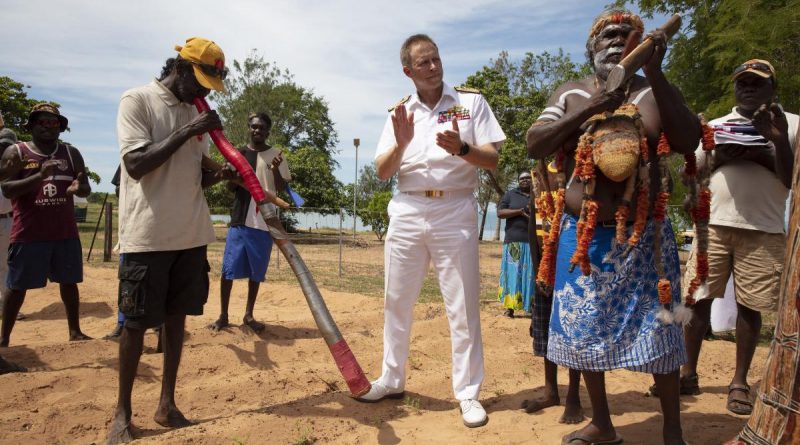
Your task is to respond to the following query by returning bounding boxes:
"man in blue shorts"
[0,103,92,346]
[210,111,291,334]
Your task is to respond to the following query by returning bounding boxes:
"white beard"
[593,47,624,80]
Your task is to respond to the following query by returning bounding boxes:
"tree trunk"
[479,201,489,240]
[492,200,502,241]
[727,133,800,445]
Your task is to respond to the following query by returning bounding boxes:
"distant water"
[212,207,505,241]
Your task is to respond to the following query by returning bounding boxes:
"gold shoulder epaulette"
[388,95,411,112]
[454,85,481,94]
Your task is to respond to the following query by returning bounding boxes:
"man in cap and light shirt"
[355,34,505,428]
[678,59,798,416]
[106,37,236,444]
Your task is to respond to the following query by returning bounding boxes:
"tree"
[342,164,395,218]
[0,76,64,141]
[360,191,392,241]
[210,51,338,155]
[282,146,343,213]
[355,164,395,205]
[203,51,342,212]
[464,50,589,239]
[621,0,800,116]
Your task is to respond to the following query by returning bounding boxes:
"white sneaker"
[355,380,405,403]
[460,399,488,428]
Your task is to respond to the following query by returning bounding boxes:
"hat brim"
[25,111,68,132]
[733,68,773,81]
[191,65,225,92]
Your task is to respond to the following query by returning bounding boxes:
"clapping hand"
[392,105,415,150]
[435,117,462,155]
[66,172,85,195]
[270,152,284,170]
[753,103,789,144]
[217,162,240,181]
[39,158,60,178]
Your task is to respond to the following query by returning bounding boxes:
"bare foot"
[0,356,26,374]
[209,316,229,331]
[664,431,688,445]
[561,423,620,444]
[105,409,135,444]
[0,337,8,347]
[154,404,193,428]
[243,315,265,334]
[69,331,93,341]
[558,402,585,424]
[521,395,559,413]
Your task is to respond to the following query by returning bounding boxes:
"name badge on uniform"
[437,106,471,124]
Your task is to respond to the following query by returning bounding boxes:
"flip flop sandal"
[727,384,753,415]
[562,432,624,444]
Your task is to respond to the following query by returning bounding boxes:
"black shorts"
[118,245,210,330]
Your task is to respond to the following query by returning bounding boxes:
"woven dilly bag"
[587,104,642,182]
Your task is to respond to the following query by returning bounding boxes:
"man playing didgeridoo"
[106,37,237,444]
[527,8,699,445]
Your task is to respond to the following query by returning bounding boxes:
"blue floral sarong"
[498,241,533,312]
[546,214,687,374]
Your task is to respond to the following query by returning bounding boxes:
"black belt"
[0,212,11,219]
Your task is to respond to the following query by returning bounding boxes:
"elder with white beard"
[525,8,699,445]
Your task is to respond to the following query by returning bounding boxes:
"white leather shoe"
[460,399,488,428]
[355,380,405,403]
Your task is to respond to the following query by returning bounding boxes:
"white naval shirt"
[375,82,505,192]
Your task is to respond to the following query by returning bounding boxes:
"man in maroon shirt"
[0,103,92,346]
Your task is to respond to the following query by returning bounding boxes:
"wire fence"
[77,203,505,303]
[76,202,695,304]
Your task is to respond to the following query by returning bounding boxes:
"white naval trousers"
[378,192,484,401]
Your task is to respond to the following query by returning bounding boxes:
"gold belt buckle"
[425,190,444,198]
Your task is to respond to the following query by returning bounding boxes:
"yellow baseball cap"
[732,59,776,82]
[174,37,227,91]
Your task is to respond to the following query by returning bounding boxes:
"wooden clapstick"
[605,13,682,92]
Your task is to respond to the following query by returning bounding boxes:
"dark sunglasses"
[35,118,61,129]
[191,61,228,80]
[733,62,772,77]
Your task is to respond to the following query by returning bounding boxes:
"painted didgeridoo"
[194,97,371,397]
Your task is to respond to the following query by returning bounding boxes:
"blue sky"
[0,0,669,193]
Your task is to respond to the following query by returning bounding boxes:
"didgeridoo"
[194,97,371,397]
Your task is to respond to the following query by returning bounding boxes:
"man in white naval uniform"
[355,34,505,428]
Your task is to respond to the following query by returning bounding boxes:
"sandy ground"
[0,263,766,445]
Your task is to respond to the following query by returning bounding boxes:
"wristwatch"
[457,142,470,157]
